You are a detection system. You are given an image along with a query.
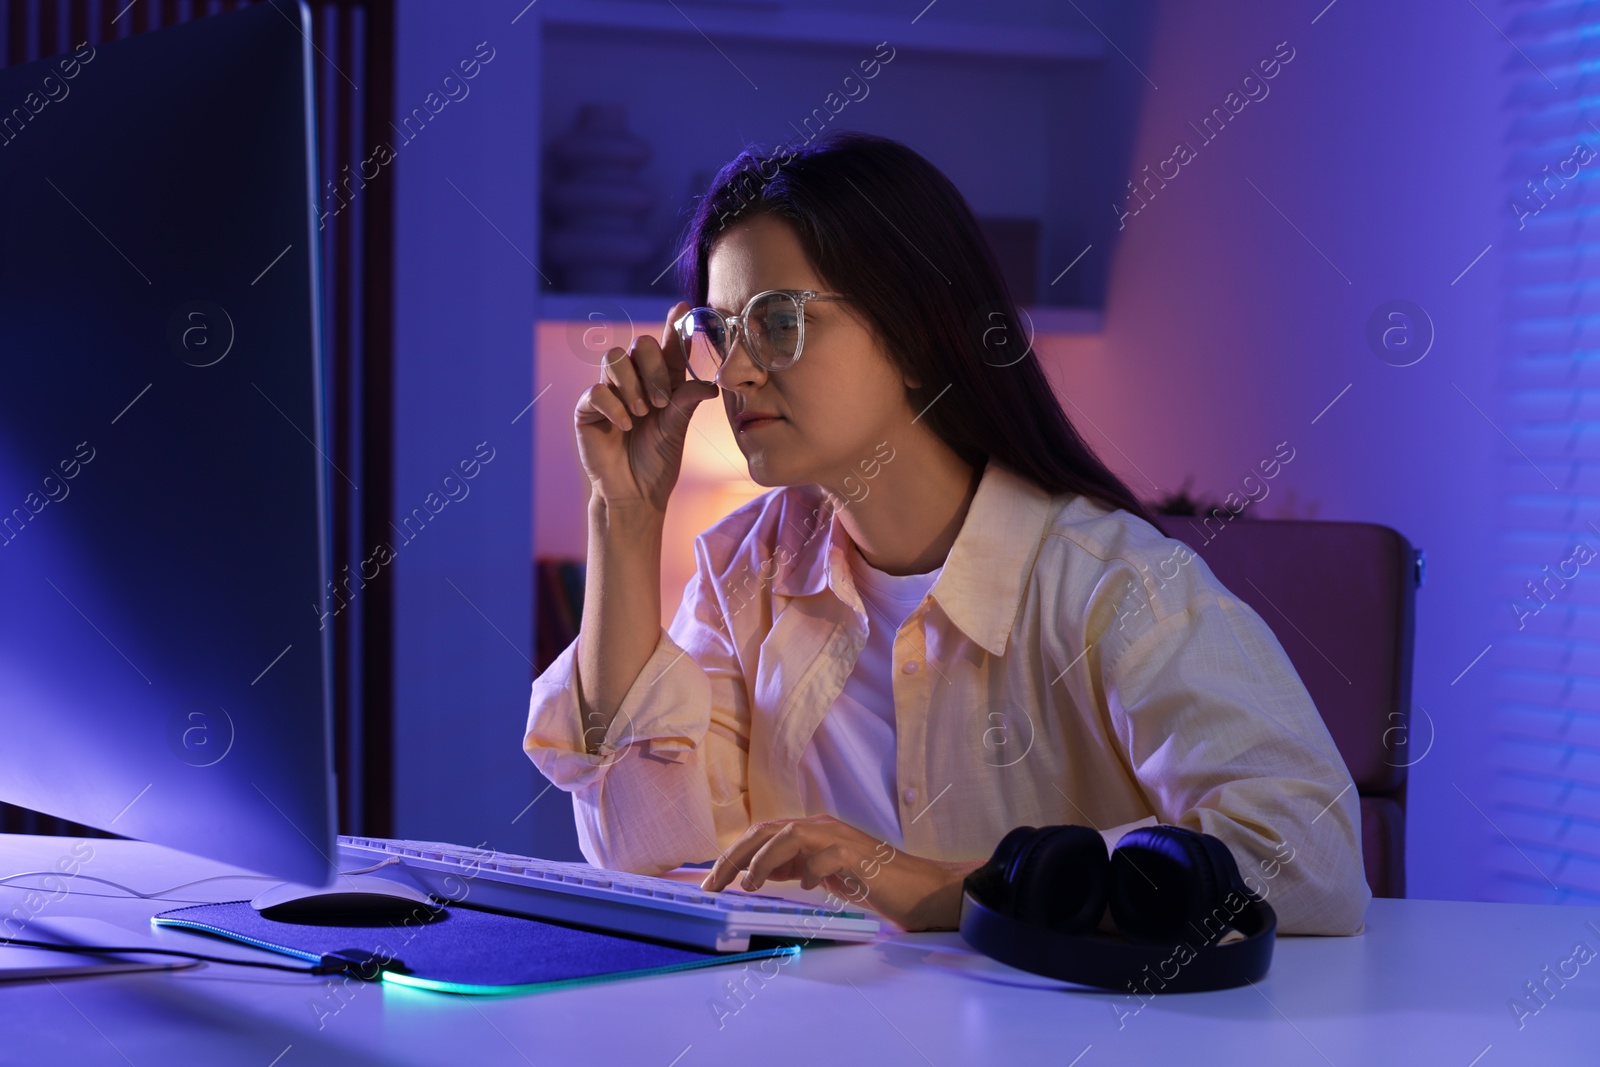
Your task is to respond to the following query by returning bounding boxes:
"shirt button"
[902,660,920,674]
[902,787,917,804]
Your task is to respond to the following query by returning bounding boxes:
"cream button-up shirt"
[523,457,1371,935]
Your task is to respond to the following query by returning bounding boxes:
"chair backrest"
[1177,516,1420,898]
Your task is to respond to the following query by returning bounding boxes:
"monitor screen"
[0,0,336,886]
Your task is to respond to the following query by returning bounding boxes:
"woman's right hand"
[574,300,721,516]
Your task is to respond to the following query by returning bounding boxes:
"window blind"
[1494,0,1600,903]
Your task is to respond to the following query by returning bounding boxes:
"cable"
[333,858,402,877]
[0,872,275,901]
[0,935,384,976]
[0,937,405,980]
[1,860,417,980]
[0,857,402,903]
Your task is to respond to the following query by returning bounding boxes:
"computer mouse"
[250,876,443,926]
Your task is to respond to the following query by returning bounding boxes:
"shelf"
[536,0,1106,63]
[536,292,1103,336]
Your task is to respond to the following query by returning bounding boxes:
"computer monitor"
[0,1,336,887]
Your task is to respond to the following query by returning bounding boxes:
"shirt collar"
[771,456,1057,657]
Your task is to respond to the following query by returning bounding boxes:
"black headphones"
[959,823,1277,993]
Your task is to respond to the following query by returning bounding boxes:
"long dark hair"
[675,131,1168,536]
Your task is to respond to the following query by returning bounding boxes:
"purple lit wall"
[1079,1,1504,903]
[390,1,545,856]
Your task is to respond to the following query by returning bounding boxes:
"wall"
[391,1,571,858]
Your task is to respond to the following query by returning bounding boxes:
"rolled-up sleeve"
[522,533,752,875]
[1103,589,1372,936]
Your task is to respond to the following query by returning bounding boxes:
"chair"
[1174,515,1422,898]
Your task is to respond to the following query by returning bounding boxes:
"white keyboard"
[337,836,882,953]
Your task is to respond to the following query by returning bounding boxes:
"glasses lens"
[681,309,726,382]
[750,292,802,369]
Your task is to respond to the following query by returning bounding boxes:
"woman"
[524,132,1369,937]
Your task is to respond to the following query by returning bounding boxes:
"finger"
[629,332,674,411]
[654,377,718,446]
[600,345,650,418]
[740,823,807,892]
[699,822,784,891]
[575,382,633,433]
[764,854,811,884]
[760,818,852,885]
[660,300,692,380]
[577,383,632,432]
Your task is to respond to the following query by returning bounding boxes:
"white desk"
[1,834,1595,1066]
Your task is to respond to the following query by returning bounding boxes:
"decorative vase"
[543,102,657,293]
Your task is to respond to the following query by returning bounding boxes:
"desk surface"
[1,834,1595,1066]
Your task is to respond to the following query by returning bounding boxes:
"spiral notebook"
[152,900,799,995]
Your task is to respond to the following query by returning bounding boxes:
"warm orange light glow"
[664,399,767,628]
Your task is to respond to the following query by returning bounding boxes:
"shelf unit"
[531,0,1124,324]
[536,292,1103,336]
[536,0,1106,63]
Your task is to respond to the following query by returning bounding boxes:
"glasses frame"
[673,288,848,382]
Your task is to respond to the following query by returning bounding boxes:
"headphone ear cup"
[998,824,1111,935]
[1108,825,1245,945]
[964,824,1041,916]
[988,825,1042,892]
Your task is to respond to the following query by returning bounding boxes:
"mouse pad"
[152,901,798,995]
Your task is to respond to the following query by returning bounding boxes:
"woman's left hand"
[698,814,984,932]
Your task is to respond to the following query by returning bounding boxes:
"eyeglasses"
[673,289,847,383]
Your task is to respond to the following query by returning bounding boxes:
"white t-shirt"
[796,541,942,849]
